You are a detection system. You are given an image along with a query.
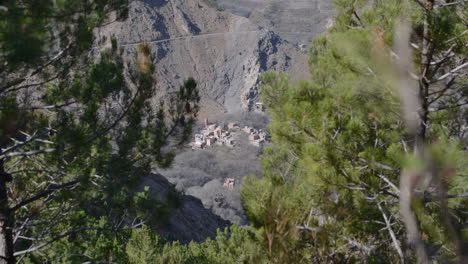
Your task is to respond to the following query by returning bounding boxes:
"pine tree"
[241,0,467,263]
[0,1,199,262]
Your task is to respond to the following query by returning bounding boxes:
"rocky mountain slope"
[214,0,335,44]
[97,0,310,117]
[95,0,332,240]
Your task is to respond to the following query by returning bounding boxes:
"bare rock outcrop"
[96,0,309,116]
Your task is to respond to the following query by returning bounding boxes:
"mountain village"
[191,118,269,149]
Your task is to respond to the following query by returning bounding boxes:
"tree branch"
[0,148,57,160]
[435,0,468,8]
[435,62,468,82]
[10,179,80,212]
[0,44,73,93]
[428,77,456,105]
[448,192,468,198]
[18,101,77,111]
[412,0,429,11]
[2,71,63,94]
[13,227,107,257]
[358,157,398,171]
[377,174,400,195]
[430,102,468,112]
[13,222,143,257]
[378,203,405,263]
[353,11,364,27]
[444,30,467,44]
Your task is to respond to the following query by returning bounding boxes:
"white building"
[243,126,254,134]
[206,136,216,146]
[193,141,205,149]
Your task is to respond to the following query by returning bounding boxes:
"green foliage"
[126,226,162,263]
[0,0,127,68]
[240,0,468,262]
[37,222,264,264]
[33,215,130,263]
[1,0,466,263]
[141,225,265,264]
[0,1,200,262]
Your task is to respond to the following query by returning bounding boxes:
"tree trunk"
[0,160,14,264]
[416,0,434,153]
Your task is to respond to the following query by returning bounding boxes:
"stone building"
[228,123,239,130]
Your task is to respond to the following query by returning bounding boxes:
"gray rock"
[213,0,335,44]
[95,0,316,117]
[139,174,230,243]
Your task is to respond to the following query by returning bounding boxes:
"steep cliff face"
[97,0,309,116]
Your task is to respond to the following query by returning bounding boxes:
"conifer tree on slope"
[242,0,467,263]
[0,1,199,263]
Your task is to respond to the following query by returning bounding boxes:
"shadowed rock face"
[141,0,168,8]
[140,174,230,243]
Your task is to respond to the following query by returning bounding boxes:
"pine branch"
[412,0,429,11]
[377,174,400,195]
[5,71,63,93]
[430,102,468,111]
[444,30,467,44]
[10,179,80,212]
[0,44,73,93]
[435,62,468,81]
[0,148,57,160]
[13,227,109,257]
[427,77,456,105]
[378,203,405,263]
[18,101,77,111]
[435,0,468,8]
[13,221,144,257]
[1,131,43,156]
[430,44,456,68]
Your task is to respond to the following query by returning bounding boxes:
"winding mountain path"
[118,29,311,47]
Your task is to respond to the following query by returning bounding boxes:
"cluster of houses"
[242,126,268,147]
[191,118,269,149]
[192,119,237,149]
